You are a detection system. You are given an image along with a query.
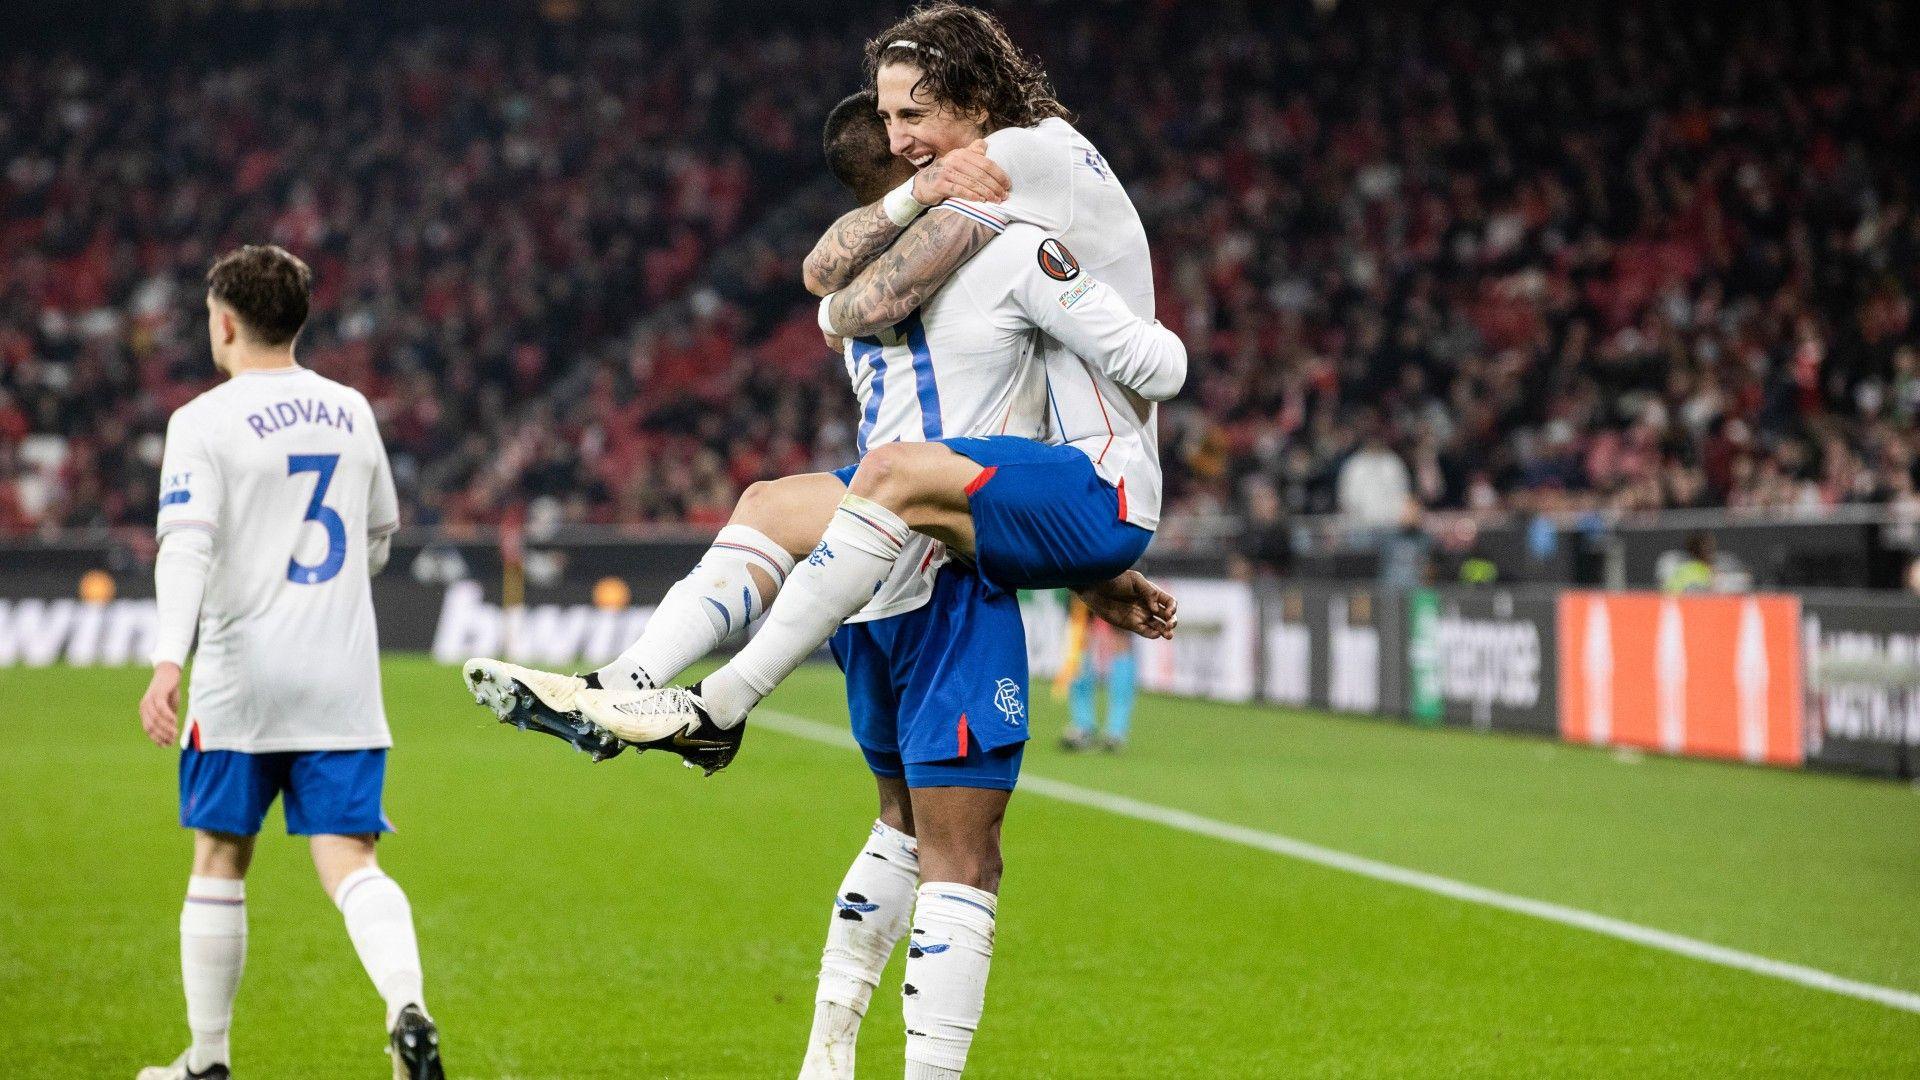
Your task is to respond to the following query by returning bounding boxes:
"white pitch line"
[757,709,1920,1016]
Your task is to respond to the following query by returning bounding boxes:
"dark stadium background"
[5,0,1918,578]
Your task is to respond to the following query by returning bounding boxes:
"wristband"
[818,293,839,335]
[883,179,926,227]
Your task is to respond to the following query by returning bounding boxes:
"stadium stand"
[2,1,1916,536]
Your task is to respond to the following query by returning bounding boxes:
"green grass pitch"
[3,656,1919,1077]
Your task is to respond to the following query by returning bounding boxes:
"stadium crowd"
[2,1,1917,538]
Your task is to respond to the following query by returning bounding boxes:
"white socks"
[180,876,246,1072]
[596,524,794,691]
[703,495,910,726]
[334,866,426,1031]
[801,821,922,1079]
[902,883,997,1078]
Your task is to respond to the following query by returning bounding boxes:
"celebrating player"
[465,5,1174,1073]
[578,3,1167,758]
[461,75,1181,774]
[136,246,445,1080]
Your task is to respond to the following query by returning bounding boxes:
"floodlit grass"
[3,656,1917,1077]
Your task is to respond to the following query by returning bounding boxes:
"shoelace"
[610,687,698,716]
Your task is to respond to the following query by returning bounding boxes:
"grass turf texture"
[2,656,1918,1077]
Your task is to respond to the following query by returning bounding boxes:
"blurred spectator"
[1228,476,1293,580]
[1661,532,1717,593]
[1337,418,1413,531]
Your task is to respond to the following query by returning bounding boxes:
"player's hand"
[1076,570,1178,640]
[910,140,1009,206]
[140,662,183,747]
[824,331,846,353]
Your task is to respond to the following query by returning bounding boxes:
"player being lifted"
[467,2,1172,761]
[137,247,445,1080]
[464,6,1174,1075]
[562,3,1168,765]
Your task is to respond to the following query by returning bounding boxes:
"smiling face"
[876,61,990,169]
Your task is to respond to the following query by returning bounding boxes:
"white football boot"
[462,658,623,760]
[575,684,745,775]
[137,1052,229,1079]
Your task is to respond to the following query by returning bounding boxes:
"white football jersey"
[839,229,1053,623]
[842,222,1185,619]
[943,117,1167,527]
[156,366,398,752]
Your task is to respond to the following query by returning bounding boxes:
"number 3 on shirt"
[287,453,347,584]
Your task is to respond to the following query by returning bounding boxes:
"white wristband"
[818,293,839,335]
[882,179,925,227]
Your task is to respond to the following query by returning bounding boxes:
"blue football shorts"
[829,565,1029,791]
[834,435,1153,594]
[180,745,393,836]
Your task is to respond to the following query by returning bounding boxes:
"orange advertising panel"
[1559,592,1803,765]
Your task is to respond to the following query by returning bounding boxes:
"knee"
[192,830,253,879]
[849,443,922,509]
[919,840,1003,894]
[879,802,915,837]
[734,478,782,524]
[734,477,825,561]
[948,852,1003,894]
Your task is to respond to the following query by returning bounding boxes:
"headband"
[887,39,947,58]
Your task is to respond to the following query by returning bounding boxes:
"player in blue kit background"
[137,246,444,1080]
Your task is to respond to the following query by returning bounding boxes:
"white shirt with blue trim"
[941,117,1171,529]
[156,366,397,752]
[837,218,1186,621]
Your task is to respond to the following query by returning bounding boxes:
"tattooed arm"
[803,141,1010,297]
[823,210,999,338]
[802,203,907,297]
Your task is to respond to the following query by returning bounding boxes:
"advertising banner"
[1134,577,1258,702]
[1019,589,1071,680]
[1559,592,1803,765]
[1416,588,1558,735]
[1406,588,1442,725]
[1800,593,1920,778]
[0,537,706,668]
[1260,583,1402,716]
[0,595,159,667]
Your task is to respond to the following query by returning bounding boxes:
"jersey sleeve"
[939,124,1071,234]
[155,407,222,540]
[1004,235,1188,402]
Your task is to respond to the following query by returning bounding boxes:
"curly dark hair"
[865,2,1071,132]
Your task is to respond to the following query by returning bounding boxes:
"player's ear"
[220,309,237,346]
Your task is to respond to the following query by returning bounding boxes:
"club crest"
[994,677,1025,724]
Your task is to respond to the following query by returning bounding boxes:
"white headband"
[887,39,946,58]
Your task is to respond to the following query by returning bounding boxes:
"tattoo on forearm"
[805,203,906,295]
[827,212,996,337]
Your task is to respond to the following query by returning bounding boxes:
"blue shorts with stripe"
[180,746,393,836]
[833,436,1152,594]
[828,565,1028,791]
